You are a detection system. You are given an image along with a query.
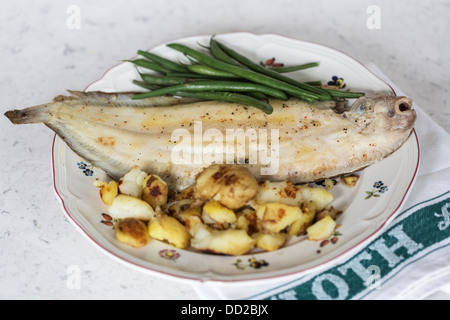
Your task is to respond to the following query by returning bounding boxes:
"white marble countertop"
[1,0,449,300]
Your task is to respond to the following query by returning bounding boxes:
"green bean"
[139,72,196,86]
[304,80,323,86]
[209,37,241,65]
[129,80,288,100]
[125,59,169,74]
[245,91,269,101]
[325,89,365,98]
[213,39,332,101]
[133,91,273,114]
[137,50,188,72]
[268,62,320,73]
[167,43,318,103]
[186,64,240,78]
[132,80,161,90]
[164,72,215,79]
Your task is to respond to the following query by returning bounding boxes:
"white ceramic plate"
[52,33,420,282]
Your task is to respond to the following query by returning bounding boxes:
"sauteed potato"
[148,207,191,249]
[96,164,340,255]
[193,164,259,210]
[141,174,169,209]
[115,218,149,248]
[94,180,118,206]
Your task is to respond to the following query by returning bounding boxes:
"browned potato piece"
[193,164,258,210]
[252,180,303,206]
[94,180,118,206]
[141,174,168,209]
[235,208,260,235]
[342,174,359,187]
[173,208,203,235]
[148,210,191,249]
[108,194,155,221]
[115,218,149,248]
[298,185,334,211]
[252,232,287,251]
[202,200,237,230]
[288,201,317,236]
[323,178,335,191]
[256,203,303,234]
[307,215,336,241]
[190,224,255,255]
[118,166,148,198]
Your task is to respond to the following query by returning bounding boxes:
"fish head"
[350,93,416,132]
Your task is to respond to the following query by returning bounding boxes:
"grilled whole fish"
[5,91,416,190]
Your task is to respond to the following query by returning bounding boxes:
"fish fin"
[53,92,78,103]
[66,90,95,98]
[66,89,83,95]
[67,90,133,98]
[65,90,137,107]
[67,90,200,107]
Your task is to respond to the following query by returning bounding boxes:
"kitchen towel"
[192,63,450,300]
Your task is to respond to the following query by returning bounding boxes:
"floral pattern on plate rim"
[365,181,389,199]
[328,75,346,88]
[77,161,94,176]
[159,249,180,261]
[233,258,270,270]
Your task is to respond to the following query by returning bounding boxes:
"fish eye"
[398,103,409,112]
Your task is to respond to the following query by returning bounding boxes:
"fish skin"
[4,91,416,190]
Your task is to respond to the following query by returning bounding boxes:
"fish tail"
[4,104,50,125]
